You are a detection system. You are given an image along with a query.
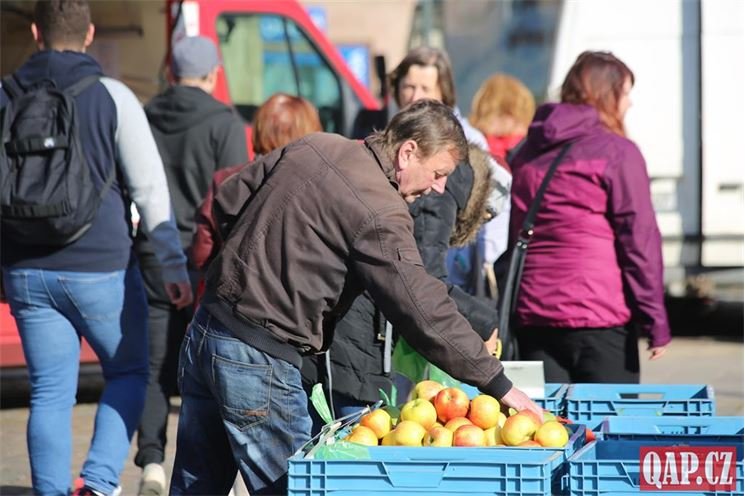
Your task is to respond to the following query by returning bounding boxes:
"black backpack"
[0,74,115,246]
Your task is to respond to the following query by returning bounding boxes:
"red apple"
[452,424,486,447]
[400,398,438,430]
[434,387,470,423]
[467,394,502,429]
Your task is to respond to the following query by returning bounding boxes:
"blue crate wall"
[288,447,562,496]
[568,439,744,496]
[565,384,715,430]
[600,416,744,442]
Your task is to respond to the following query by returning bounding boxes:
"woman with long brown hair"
[508,51,670,383]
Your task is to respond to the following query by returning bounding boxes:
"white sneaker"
[138,463,167,496]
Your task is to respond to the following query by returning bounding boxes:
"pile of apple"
[345,380,570,448]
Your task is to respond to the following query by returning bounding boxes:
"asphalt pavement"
[1,335,743,495]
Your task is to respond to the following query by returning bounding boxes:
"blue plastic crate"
[289,446,562,495]
[291,419,586,496]
[600,416,744,442]
[460,383,568,416]
[565,384,715,430]
[568,439,744,495]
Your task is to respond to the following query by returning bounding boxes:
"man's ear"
[31,23,44,49]
[396,140,418,170]
[83,24,95,50]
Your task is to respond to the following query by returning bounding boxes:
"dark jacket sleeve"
[410,167,499,340]
[214,112,249,169]
[605,141,672,348]
[350,205,512,400]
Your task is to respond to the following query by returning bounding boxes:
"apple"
[392,420,427,447]
[433,387,470,423]
[519,408,544,427]
[500,413,539,446]
[452,424,486,447]
[543,410,556,422]
[381,431,396,446]
[444,417,473,432]
[424,425,453,447]
[359,409,392,439]
[400,398,438,430]
[534,420,570,448]
[518,440,542,447]
[467,394,502,429]
[345,425,378,446]
[484,425,504,446]
[413,380,445,402]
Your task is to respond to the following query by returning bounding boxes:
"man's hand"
[484,328,499,356]
[165,281,193,309]
[500,386,543,419]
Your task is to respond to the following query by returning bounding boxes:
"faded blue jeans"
[2,265,148,496]
[170,308,311,495]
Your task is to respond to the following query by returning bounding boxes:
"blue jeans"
[170,308,311,495]
[2,265,148,496]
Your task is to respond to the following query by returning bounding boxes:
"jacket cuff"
[482,370,513,400]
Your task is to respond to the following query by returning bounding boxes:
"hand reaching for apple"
[499,386,544,420]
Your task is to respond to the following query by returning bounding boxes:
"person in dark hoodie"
[133,35,247,496]
[1,2,191,495]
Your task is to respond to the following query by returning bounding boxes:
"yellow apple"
[392,420,427,447]
[424,425,453,447]
[400,398,438,430]
[413,380,445,402]
[534,420,570,448]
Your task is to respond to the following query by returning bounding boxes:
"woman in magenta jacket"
[509,51,671,383]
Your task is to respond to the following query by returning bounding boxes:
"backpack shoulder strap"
[1,75,24,100]
[65,75,100,97]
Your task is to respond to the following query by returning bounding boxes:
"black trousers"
[516,325,640,383]
[134,252,195,468]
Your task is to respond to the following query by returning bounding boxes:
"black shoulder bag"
[497,143,572,360]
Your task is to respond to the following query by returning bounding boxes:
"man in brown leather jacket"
[170,100,541,496]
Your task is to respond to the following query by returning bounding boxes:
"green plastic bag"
[313,440,371,460]
[391,338,461,389]
[309,383,333,425]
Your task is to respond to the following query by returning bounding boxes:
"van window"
[217,13,343,132]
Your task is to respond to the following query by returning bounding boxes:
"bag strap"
[65,75,100,97]
[496,142,572,360]
[518,142,573,242]
[1,75,23,100]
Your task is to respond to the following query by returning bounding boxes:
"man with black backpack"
[0,2,192,496]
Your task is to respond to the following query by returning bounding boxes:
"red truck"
[1,0,382,375]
